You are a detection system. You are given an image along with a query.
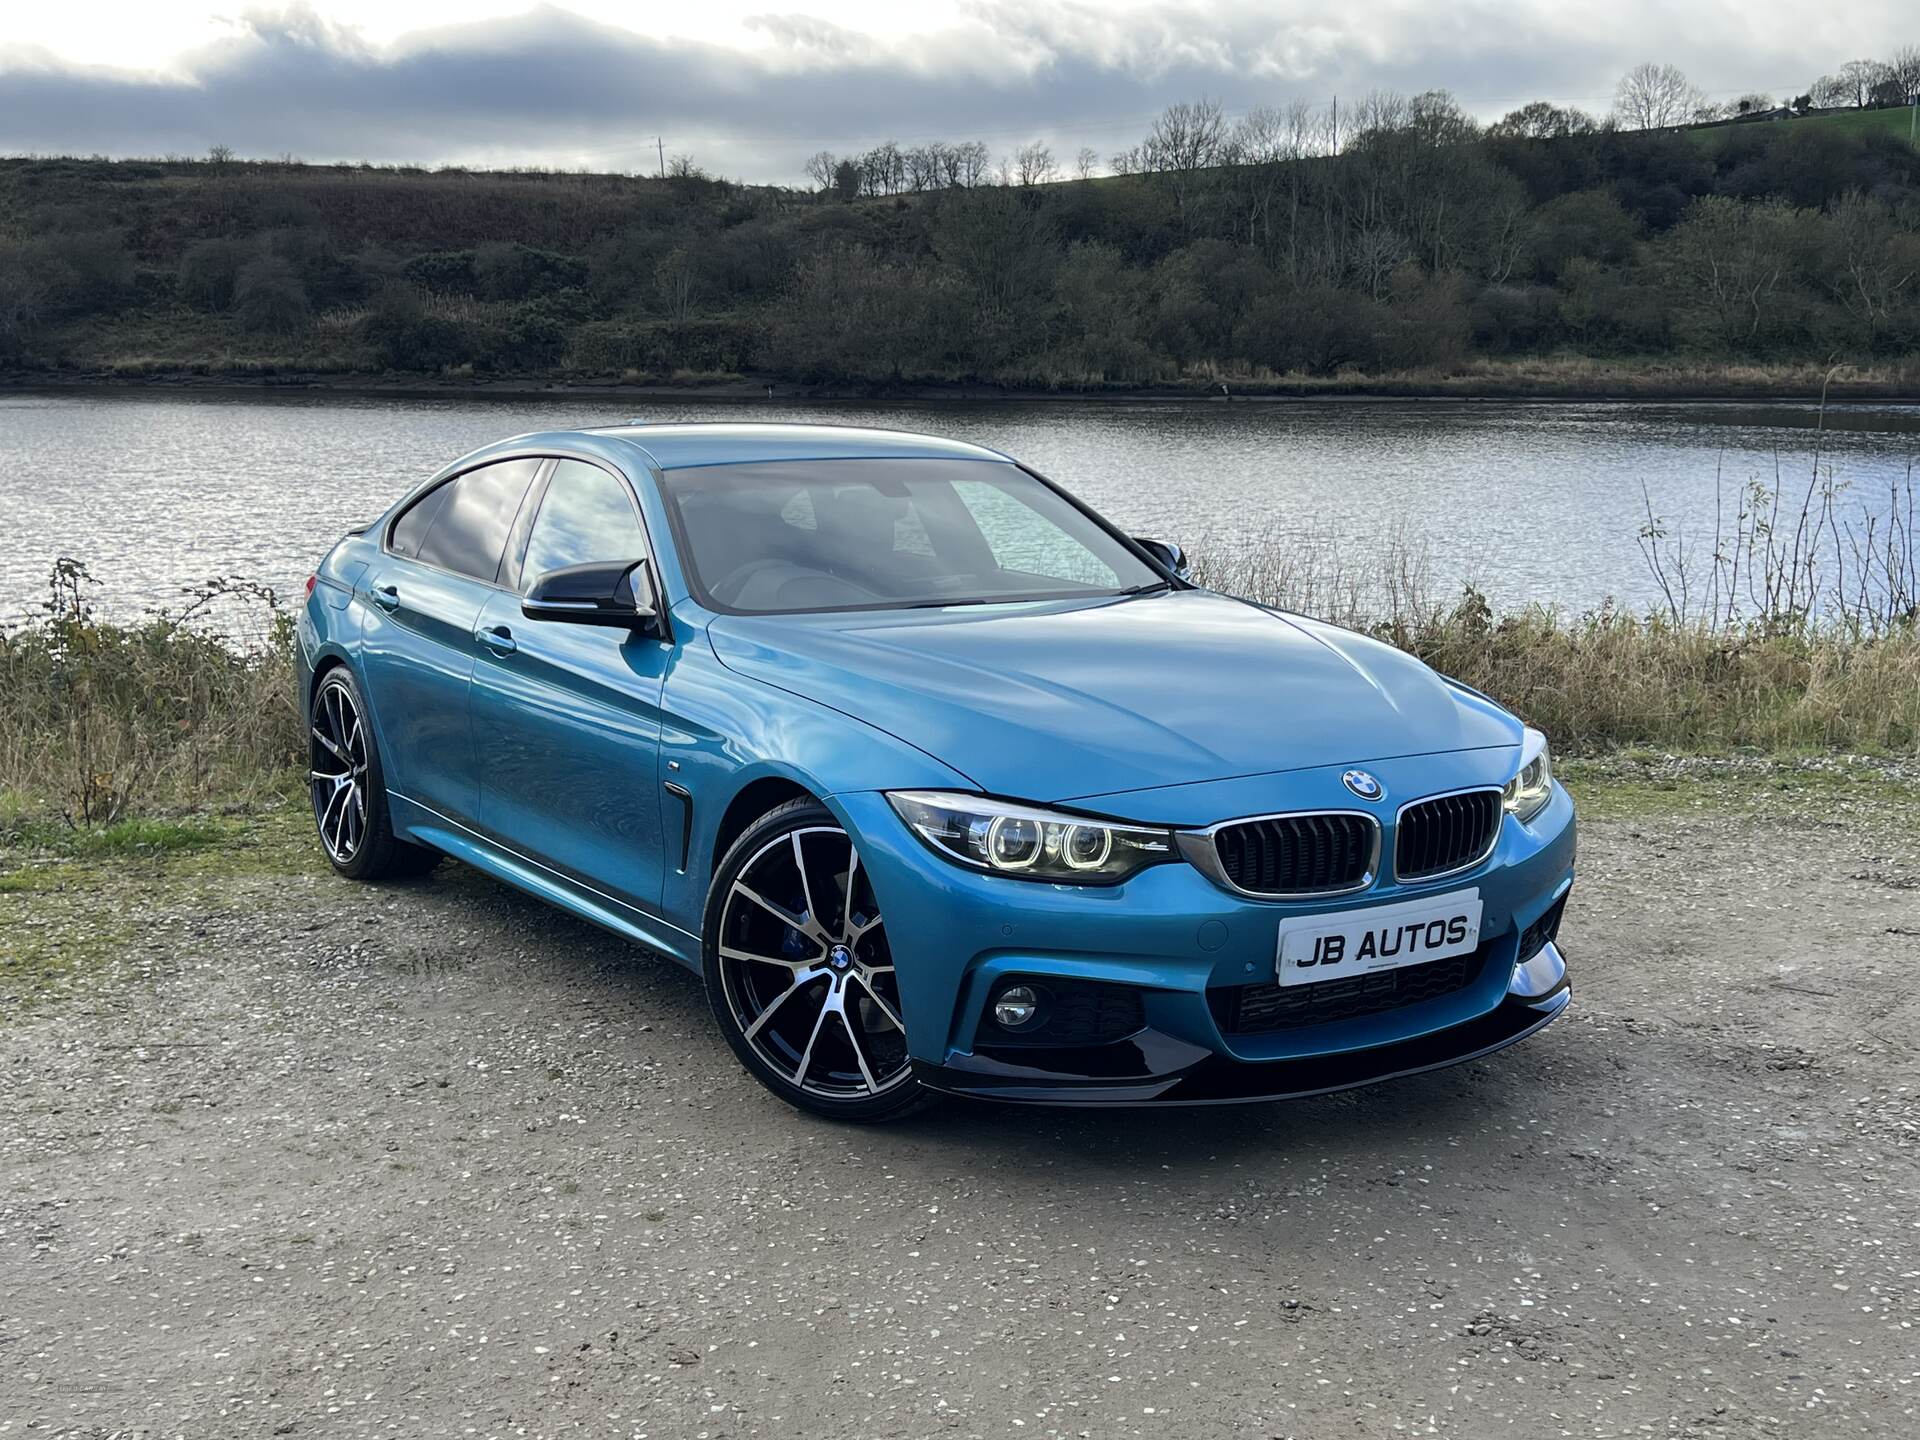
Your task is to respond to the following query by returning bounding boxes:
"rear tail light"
[305,573,318,598]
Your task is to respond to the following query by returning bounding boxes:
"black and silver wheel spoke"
[719,825,910,1101]
[310,680,369,865]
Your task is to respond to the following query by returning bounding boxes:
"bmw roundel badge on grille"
[1342,769,1385,801]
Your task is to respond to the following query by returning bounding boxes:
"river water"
[3,389,1915,626]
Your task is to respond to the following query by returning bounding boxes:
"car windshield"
[658,458,1164,614]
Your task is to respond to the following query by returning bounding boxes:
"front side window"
[521,459,647,588]
[659,459,1159,614]
[405,458,542,583]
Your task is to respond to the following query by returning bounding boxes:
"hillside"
[3,106,1919,396]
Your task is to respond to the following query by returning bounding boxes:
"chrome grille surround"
[1393,787,1504,883]
[1177,810,1382,900]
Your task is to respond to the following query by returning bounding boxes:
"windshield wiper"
[1115,580,1172,596]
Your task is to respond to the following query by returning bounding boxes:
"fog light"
[992,984,1040,1030]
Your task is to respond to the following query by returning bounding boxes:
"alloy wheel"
[309,678,368,865]
[717,826,911,1099]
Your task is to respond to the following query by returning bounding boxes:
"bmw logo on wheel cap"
[1342,768,1385,801]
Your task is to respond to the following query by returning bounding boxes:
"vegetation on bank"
[1,457,1914,832]
[2,92,1918,393]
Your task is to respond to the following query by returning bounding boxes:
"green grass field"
[1692,104,1918,148]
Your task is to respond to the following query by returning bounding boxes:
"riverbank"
[7,356,1920,405]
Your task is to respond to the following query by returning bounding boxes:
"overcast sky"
[0,2,1910,183]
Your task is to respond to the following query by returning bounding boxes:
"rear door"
[471,457,670,914]
[357,457,543,825]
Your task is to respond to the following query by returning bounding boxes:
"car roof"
[586,422,1010,472]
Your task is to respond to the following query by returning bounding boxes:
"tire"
[703,798,939,1123]
[308,665,441,883]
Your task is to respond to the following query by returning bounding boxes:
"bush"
[233,256,311,333]
[361,284,479,370]
[473,242,588,302]
[401,249,479,295]
[178,238,257,310]
[0,560,297,824]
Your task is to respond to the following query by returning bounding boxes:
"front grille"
[1210,944,1490,1036]
[1208,813,1377,896]
[1395,790,1502,881]
[980,977,1146,1048]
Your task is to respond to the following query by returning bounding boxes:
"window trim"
[514,453,671,643]
[654,456,1186,617]
[382,455,549,592]
[516,455,657,596]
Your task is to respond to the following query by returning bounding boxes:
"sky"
[0,2,1910,184]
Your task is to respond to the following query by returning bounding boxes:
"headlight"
[1503,728,1553,822]
[886,791,1174,884]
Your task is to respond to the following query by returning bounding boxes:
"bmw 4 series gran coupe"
[297,423,1575,1121]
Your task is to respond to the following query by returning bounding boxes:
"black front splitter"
[912,987,1570,1107]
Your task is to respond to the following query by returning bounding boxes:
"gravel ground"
[4,781,1919,1439]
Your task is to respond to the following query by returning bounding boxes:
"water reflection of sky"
[4,391,1915,626]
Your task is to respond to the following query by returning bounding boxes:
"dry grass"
[5,469,1918,833]
[1193,525,1920,754]
[0,562,299,827]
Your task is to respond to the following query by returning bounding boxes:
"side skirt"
[389,793,701,969]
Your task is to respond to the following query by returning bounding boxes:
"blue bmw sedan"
[297,423,1574,1120]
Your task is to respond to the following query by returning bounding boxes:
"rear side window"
[388,484,449,559]
[521,460,647,588]
[405,459,542,582]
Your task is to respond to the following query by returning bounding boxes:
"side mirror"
[1133,537,1191,582]
[523,558,662,633]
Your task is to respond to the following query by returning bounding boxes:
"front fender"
[657,631,972,935]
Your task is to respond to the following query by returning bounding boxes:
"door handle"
[371,583,400,610]
[478,624,517,655]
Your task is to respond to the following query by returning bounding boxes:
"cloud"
[0,1,1908,182]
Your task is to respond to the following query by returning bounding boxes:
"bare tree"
[1730,93,1776,116]
[1888,45,1920,104]
[1809,74,1850,109]
[803,151,837,191]
[1823,191,1917,341]
[903,144,943,193]
[1135,99,1228,228]
[1613,62,1705,130]
[949,141,991,188]
[1074,147,1099,180]
[1825,59,1895,108]
[654,248,698,325]
[1487,101,1600,139]
[207,144,235,165]
[1014,141,1058,186]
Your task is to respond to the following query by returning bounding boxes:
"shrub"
[233,256,311,333]
[361,283,479,370]
[473,242,588,302]
[178,238,257,310]
[0,561,297,824]
[401,249,479,295]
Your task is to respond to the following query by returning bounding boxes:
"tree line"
[0,56,1916,389]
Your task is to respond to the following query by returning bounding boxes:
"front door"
[471,457,670,915]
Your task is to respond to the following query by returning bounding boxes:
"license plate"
[1277,890,1482,987]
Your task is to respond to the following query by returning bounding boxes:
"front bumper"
[911,942,1569,1105]
[832,752,1578,1108]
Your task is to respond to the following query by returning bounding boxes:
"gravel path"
[4,798,1918,1439]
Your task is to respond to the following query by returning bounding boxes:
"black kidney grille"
[1210,812,1376,895]
[1395,790,1502,881]
[1210,945,1489,1036]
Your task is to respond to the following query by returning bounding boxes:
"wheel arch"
[710,774,820,876]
